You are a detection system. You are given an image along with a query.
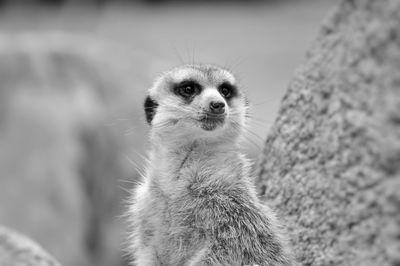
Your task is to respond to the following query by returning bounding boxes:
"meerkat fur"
[128,64,295,266]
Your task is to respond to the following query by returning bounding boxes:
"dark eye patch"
[144,96,158,124]
[218,82,237,100]
[173,80,202,103]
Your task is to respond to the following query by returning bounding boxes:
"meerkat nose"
[209,101,225,114]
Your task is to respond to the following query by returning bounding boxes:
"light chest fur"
[131,141,292,266]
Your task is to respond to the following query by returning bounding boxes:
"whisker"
[192,47,196,65]
[118,185,135,195]
[225,56,245,72]
[242,127,265,143]
[172,46,185,65]
[125,155,146,179]
[152,120,174,129]
[185,44,192,66]
[230,121,263,152]
[118,179,138,185]
[246,116,273,128]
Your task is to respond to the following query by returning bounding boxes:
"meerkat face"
[144,64,247,143]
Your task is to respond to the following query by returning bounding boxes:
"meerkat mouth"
[199,114,225,131]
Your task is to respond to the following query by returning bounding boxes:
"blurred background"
[0,0,336,265]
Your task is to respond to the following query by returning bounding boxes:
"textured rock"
[257,0,400,265]
[0,226,60,266]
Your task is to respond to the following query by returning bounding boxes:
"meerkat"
[129,64,294,266]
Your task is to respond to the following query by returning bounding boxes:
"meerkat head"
[144,64,248,145]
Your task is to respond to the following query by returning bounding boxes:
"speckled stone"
[257,0,400,265]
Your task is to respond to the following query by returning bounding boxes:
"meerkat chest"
[149,148,252,225]
[168,152,251,218]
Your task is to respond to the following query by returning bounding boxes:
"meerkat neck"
[152,139,238,162]
[147,139,242,194]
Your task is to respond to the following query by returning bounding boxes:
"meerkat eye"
[180,85,195,97]
[218,83,235,99]
[174,81,200,98]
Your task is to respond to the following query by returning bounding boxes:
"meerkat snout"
[202,87,227,115]
[198,88,228,131]
[209,101,225,114]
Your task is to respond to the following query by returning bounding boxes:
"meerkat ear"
[144,96,158,124]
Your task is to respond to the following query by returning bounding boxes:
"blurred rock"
[257,0,400,265]
[0,33,155,266]
[0,225,60,266]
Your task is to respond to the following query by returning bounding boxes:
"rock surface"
[0,226,60,266]
[257,0,400,265]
